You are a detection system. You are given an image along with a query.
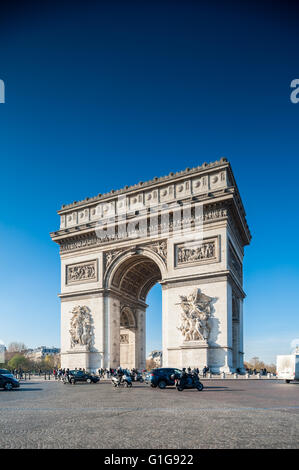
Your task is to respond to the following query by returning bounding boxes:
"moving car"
[0,368,15,379]
[0,373,20,391]
[149,368,182,389]
[64,370,100,385]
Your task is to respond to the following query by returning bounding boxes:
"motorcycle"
[111,373,132,388]
[173,373,204,392]
[134,373,144,383]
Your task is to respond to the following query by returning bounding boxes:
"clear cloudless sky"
[0,0,299,363]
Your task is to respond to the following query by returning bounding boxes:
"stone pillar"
[136,308,146,370]
[109,296,121,369]
[180,341,209,370]
[238,298,244,371]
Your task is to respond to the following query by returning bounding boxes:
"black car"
[0,374,20,391]
[64,370,99,385]
[149,368,182,389]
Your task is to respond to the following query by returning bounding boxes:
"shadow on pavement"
[16,387,44,392]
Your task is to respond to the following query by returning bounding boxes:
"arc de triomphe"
[51,158,251,373]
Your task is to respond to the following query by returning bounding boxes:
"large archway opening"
[107,251,164,370]
[146,284,162,365]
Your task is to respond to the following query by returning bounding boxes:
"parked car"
[0,374,20,391]
[64,370,100,385]
[149,368,182,389]
[0,369,14,379]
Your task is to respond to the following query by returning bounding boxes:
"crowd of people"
[245,367,269,375]
[51,366,143,381]
[48,365,270,382]
[12,365,264,380]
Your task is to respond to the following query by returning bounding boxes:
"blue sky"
[0,0,298,363]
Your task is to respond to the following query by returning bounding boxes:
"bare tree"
[146,358,156,371]
[244,357,276,373]
[7,342,27,352]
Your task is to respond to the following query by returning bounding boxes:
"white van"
[276,355,299,383]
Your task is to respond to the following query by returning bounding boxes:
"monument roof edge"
[57,157,230,214]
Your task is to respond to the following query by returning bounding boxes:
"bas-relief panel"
[174,237,219,268]
[66,260,98,285]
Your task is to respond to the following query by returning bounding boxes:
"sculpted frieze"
[175,237,219,267]
[59,204,227,254]
[66,260,97,284]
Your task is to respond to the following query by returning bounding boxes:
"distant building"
[25,346,60,361]
[147,350,162,367]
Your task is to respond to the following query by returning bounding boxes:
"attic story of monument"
[50,158,251,373]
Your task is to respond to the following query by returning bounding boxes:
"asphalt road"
[0,378,298,449]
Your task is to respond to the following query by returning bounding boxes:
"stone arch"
[104,247,165,369]
[120,306,136,329]
[104,246,166,302]
[53,161,251,373]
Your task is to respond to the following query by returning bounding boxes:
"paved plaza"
[0,378,298,449]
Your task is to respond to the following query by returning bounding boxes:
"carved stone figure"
[120,334,129,344]
[147,241,167,262]
[177,288,213,342]
[104,250,123,269]
[69,306,93,350]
